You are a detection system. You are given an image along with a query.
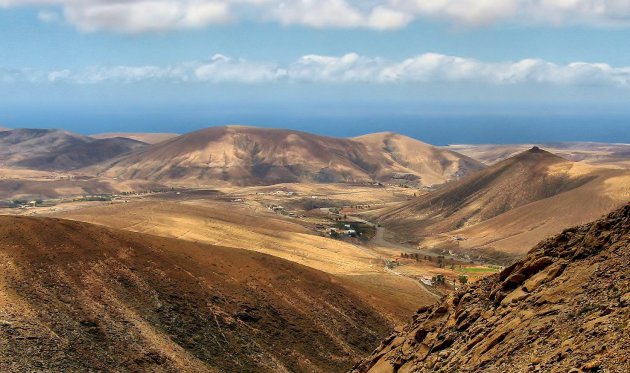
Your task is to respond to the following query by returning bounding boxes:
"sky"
[0,0,629,144]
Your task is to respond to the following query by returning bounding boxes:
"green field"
[458,266,502,274]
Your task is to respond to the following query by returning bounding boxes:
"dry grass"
[50,197,436,324]
[0,215,394,372]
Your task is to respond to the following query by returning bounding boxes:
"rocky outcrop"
[354,204,630,373]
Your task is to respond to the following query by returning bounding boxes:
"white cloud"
[2,0,630,33]
[5,53,630,87]
[194,54,285,83]
[0,67,43,84]
[288,53,386,82]
[63,1,232,33]
[270,0,365,28]
[37,10,59,23]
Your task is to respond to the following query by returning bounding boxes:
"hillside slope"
[92,132,179,144]
[0,216,391,372]
[377,147,587,233]
[354,132,484,186]
[372,147,629,256]
[96,126,483,186]
[355,204,630,372]
[0,128,146,171]
[447,142,630,169]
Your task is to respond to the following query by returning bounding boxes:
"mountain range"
[448,142,630,169]
[0,129,146,171]
[94,126,484,186]
[371,147,630,260]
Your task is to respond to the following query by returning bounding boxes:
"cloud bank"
[2,53,628,87]
[2,0,630,32]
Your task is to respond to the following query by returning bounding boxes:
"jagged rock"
[353,204,630,373]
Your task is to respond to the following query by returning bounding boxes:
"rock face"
[354,204,630,373]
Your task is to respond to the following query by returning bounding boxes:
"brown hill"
[447,142,630,169]
[354,204,630,372]
[372,147,630,257]
[92,132,180,144]
[354,132,484,186]
[95,126,484,186]
[376,147,586,234]
[0,215,391,372]
[0,128,147,171]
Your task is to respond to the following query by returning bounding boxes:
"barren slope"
[376,148,590,236]
[92,132,179,144]
[371,147,629,259]
[96,126,483,186]
[448,142,630,169]
[445,166,630,255]
[355,204,630,372]
[354,132,484,186]
[53,199,435,324]
[0,128,146,171]
[0,215,392,372]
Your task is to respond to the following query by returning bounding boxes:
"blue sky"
[0,1,629,143]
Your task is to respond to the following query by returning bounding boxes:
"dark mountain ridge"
[0,128,147,171]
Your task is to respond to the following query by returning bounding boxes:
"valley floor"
[9,177,602,319]
[6,183,454,326]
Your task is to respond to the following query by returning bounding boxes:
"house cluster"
[2,200,41,209]
[259,190,297,196]
[269,205,302,218]
[328,225,358,237]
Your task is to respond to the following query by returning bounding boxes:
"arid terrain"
[370,147,630,262]
[0,125,628,372]
[93,126,484,186]
[0,128,146,171]
[3,1,630,370]
[355,203,630,373]
[92,132,179,144]
[0,215,393,372]
[447,142,630,169]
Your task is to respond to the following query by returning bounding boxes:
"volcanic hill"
[372,147,630,257]
[91,132,179,144]
[95,126,484,186]
[0,128,146,171]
